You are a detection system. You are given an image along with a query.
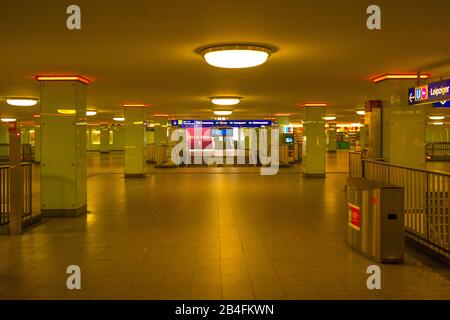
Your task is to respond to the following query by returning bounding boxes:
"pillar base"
[125,173,146,178]
[303,173,326,178]
[42,205,87,218]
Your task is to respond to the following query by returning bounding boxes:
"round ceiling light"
[213,110,233,116]
[1,118,17,122]
[432,122,444,126]
[86,111,97,116]
[323,116,337,121]
[356,110,366,116]
[428,115,445,120]
[211,97,241,106]
[202,45,271,69]
[6,98,38,107]
[113,117,125,122]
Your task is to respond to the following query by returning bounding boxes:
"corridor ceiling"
[0,0,449,122]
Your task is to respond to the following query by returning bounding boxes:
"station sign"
[408,79,450,105]
[171,120,272,128]
[433,100,450,108]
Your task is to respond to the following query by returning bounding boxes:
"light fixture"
[202,45,271,69]
[372,73,431,84]
[211,97,241,106]
[6,98,38,107]
[432,122,444,126]
[123,104,148,107]
[57,109,76,115]
[35,75,91,85]
[299,103,328,108]
[86,111,97,116]
[213,110,233,116]
[356,110,366,116]
[322,116,337,121]
[113,117,125,122]
[428,115,445,120]
[1,118,17,123]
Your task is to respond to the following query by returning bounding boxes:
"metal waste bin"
[346,178,405,263]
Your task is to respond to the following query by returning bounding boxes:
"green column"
[359,125,367,150]
[100,124,110,154]
[124,106,146,178]
[376,79,426,169]
[154,116,168,145]
[39,79,88,217]
[0,125,8,144]
[303,106,326,178]
[34,123,41,163]
[327,123,337,152]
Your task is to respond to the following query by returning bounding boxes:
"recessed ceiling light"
[6,98,38,107]
[213,110,233,116]
[356,110,366,116]
[113,117,125,122]
[202,45,271,69]
[86,111,97,116]
[1,118,17,123]
[432,122,444,126]
[428,115,445,120]
[211,97,241,106]
[322,116,337,121]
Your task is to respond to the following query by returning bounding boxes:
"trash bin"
[346,178,405,263]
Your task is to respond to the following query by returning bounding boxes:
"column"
[359,125,367,151]
[99,124,110,154]
[0,125,8,144]
[276,116,289,166]
[154,116,168,166]
[376,79,426,169]
[327,123,337,152]
[38,76,88,217]
[302,105,326,178]
[34,123,41,163]
[124,106,147,178]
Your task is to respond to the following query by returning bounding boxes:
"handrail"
[363,158,450,177]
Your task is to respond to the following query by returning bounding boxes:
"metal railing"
[362,159,449,257]
[426,142,450,161]
[0,163,32,227]
[0,144,35,163]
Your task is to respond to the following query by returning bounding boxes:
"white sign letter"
[366,5,381,30]
[66,5,81,30]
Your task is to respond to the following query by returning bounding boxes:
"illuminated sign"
[408,79,450,105]
[171,120,272,128]
[433,100,450,108]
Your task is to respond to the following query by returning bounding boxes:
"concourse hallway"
[0,152,449,300]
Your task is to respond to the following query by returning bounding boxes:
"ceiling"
[0,0,450,123]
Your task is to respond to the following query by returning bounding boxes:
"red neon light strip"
[35,75,91,85]
[372,73,431,84]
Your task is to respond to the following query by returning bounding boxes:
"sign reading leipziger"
[408,79,450,105]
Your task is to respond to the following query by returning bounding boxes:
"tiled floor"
[0,151,449,300]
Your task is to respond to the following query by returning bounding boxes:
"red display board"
[186,128,213,149]
[348,203,361,231]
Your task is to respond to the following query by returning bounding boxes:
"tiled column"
[327,123,337,152]
[276,116,289,166]
[0,125,8,143]
[38,76,88,217]
[302,105,326,178]
[376,79,426,169]
[34,123,41,163]
[100,124,110,154]
[154,116,169,166]
[124,106,147,178]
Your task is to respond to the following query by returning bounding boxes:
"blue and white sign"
[433,100,450,108]
[171,120,272,128]
[408,79,450,105]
